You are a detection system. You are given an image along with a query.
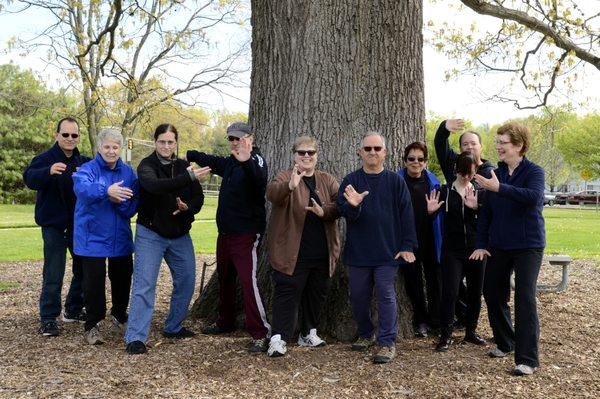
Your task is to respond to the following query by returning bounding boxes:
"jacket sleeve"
[337,175,361,221]
[434,120,458,184]
[114,174,139,218]
[23,155,53,191]
[186,151,228,177]
[266,171,292,206]
[397,177,418,253]
[137,159,192,194]
[187,180,205,215]
[496,166,545,206]
[321,174,340,221]
[72,166,108,205]
[475,191,492,250]
[241,153,268,187]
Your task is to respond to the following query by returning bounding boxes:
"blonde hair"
[292,136,318,152]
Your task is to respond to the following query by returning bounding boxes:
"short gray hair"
[361,131,386,149]
[97,128,124,150]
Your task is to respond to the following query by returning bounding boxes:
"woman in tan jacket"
[266,136,341,357]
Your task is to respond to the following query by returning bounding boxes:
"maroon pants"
[216,233,270,339]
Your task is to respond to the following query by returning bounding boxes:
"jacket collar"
[51,141,81,161]
[95,152,123,171]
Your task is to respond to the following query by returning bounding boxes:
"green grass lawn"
[0,205,598,262]
[0,197,217,228]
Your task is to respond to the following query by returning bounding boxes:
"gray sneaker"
[351,337,375,351]
[514,364,537,376]
[248,338,268,353]
[111,315,127,333]
[373,345,396,364]
[85,325,104,345]
[489,347,511,358]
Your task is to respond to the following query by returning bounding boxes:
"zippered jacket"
[73,154,139,257]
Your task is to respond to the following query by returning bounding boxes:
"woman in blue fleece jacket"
[470,122,545,376]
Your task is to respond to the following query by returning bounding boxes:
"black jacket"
[136,152,204,239]
[434,120,495,186]
[186,149,267,234]
[438,184,484,252]
[23,142,91,230]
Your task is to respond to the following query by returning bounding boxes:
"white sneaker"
[297,328,326,347]
[267,334,287,357]
[111,315,127,333]
[85,325,104,345]
[514,364,537,376]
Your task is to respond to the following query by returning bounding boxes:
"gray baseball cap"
[226,122,253,138]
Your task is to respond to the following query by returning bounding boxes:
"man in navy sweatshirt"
[338,132,417,364]
[23,117,90,336]
[187,122,271,353]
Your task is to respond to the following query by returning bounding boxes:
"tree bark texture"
[192,0,425,341]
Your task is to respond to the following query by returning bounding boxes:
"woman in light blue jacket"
[73,128,138,345]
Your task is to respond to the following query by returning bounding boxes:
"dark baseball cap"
[226,122,253,138]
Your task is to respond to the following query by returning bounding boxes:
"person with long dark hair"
[426,152,487,351]
[471,122,545,376]
[125,124,209,355]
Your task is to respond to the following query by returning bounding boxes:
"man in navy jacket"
[338,132,417,364]
[23,117,90,336]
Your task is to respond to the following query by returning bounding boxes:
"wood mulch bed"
[0,257,598,398]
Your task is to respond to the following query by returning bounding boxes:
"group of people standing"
[24,116,545,376]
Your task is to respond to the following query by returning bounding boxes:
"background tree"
[0,64,82,203]
[430,0,600,109]
[192,0,425,341]
[557,113,600,179]
[1,0,248,148]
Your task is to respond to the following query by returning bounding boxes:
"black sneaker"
[126,340,148,355]
[414,323,428,338]
[248,338,268,353]
[464,331,487,346]
[40,321,60,337]
[162,327,196,339]
[62,308,86,323]
[435,336,452,352]
[201,323,234,335]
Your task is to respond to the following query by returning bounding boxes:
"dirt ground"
[0,257,598,399]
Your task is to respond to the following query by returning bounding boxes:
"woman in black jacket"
[124,124,210,355]
[426,152,487,352]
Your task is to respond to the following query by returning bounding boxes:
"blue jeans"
[348,265,399,347]
[40,226,83,324]
[125,225,196,344]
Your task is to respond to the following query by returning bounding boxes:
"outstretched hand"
[289,164,306,191]
[343,184,369,207]
[426,190,444,214]
[107,180,133,203]
[446,119,465,132]
[305,198,324,218]
[231,136,252,162]
[395,251,416,263]
[469,249,491,261]
[473,170,500,192]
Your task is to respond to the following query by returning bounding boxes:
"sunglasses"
[407,156,426,163]
[227,136,240,142]
[295,150,317,156]
[363,146,383,152]
[60,133,79,139]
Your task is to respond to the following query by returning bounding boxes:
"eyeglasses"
[60,133,79,139]
[363,146,383,152]
[156,140,176,146]
[407,156,426,163]
[295,150,317,157]
[495,140,512,146]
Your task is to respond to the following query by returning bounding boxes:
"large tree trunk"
[192,0,425,341]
